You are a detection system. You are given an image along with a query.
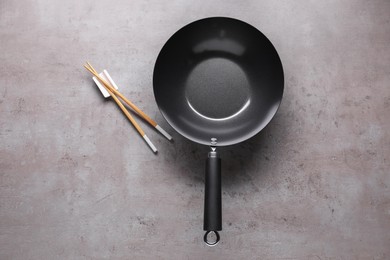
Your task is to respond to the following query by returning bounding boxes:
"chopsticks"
[84,62,172,153]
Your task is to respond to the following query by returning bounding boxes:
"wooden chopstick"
[84,64,157,153]
[86,62,172,141]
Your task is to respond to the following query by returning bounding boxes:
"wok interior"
[153,17,284,146]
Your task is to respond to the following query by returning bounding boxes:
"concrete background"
[1,0,389,259]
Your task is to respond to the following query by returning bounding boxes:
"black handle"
[203,150,221,246]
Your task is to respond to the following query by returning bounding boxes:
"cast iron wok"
[153,17,284,245]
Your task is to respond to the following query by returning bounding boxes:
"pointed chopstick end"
[155,125,173,141]
[143,135,158,153]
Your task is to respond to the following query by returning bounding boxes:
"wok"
[153,17,284,245]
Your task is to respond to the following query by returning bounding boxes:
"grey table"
[1,0,389,259]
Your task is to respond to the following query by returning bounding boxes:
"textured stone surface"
[1,0,389,259]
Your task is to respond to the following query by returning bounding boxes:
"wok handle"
[204,150,222,246]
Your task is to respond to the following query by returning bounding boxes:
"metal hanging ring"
[203,230,220,246]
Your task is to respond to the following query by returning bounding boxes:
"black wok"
[153,17,284,245]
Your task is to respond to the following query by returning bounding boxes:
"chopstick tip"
[155,125,173,141]
[143,135,158,153]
